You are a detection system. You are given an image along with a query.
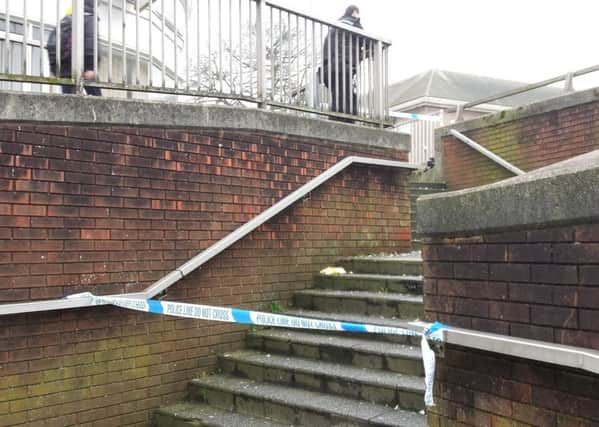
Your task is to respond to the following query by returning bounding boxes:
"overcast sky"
[275,0,599,89]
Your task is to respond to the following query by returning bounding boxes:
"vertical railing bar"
[278,8,282,102]
[341,29,346,114]
[326,24,331,112]
[334,28,338,113]
[72,0,84,89]
[40,0,45,77]
[269,6,273,101]
[93,0,98,84]
[173,0,178,89]
[285,12,293,104]
[368,39,373,117]
[136,0,140,85]
[160,0,165,88]
[108,0,113,82]
[217,0,222,93]
[149,0,153,87]
[23,0,28,76]
[255,0,265,105]
[228,0,232,94]
[122,0,127,85]
[354,35,362,116]
[304,17,307,107]
[348,32,353,115]
[185,0,190,91]
[295,14,298,105]
[196,0,201,92]
[309,19,316,109]
[238,0,242,95]
[55,0,60,80]
[384,45,389,120]
[207,0,211,91]
[248,0,252,97]
[319,23,323,111]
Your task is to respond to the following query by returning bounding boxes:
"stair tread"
[157,402,287,426]
[296,289,423,304]
[221,349,425,392]
[338,255,422,263]
[249,329,422,359]
[319,273,423,281]
[283,309,426,331]
[192,374,428,427]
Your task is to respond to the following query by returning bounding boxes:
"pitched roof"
[389,69,564,109]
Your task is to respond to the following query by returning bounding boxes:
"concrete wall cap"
[417,149,599,236]
[0,91,409,152]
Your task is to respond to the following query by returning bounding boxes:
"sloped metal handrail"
[450,129,525,176]
[0,156,417,316]
[454,63,599,121]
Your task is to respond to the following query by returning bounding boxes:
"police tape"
[67,292,447,406]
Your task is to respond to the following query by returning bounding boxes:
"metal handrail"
[449,129,525,176]
[454,64,599,121]
[0,156,417,316]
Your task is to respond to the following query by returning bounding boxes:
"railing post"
[454,104,464,122]
[564,72,574,93]
[373,40,384,126]
[255,0,266,107]
[71,0,85,93]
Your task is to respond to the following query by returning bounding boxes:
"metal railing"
[454,64,599,121]
[0,156,417,316]
[0,0,391,125]
[449,129,525,176]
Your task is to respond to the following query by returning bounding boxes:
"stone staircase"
[154,253,427,427]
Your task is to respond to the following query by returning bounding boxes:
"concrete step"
[246,329,424,376]
[337,254,422,276]
[283,309,425,345]
[315,273,422,295]
[155,402,287,426]
[188,374,428,427]
[293,289,423,319]
[219,350,425,410]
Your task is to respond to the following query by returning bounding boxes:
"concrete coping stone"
[417,149,599,236]
[0,91,409,152]
[436,86,599,137]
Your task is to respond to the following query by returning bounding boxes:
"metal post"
[372,40,383,125]
[564,72,574,93]
[255,0,266,106]
[71,0,85,92]
[455,104,464,122]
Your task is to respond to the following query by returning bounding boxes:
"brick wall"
[0,124,411,426]
[441,97,599,190]
[423,222,599,426]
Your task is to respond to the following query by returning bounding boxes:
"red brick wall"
[442,100,599,190]
[0,124,411,426]
[423,223,599,426]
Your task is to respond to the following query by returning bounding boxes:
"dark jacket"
[322,15,364,75]
[47,0,97,77]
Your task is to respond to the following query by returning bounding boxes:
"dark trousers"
[326,72,357,116]
[61,84,102,96]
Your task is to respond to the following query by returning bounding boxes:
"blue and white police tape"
[67,292,447,406]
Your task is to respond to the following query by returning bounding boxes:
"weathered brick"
[531,306,577,329]
[530,264,577,285]
[489,263,530,282]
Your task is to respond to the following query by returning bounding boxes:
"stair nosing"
[296,289,423,304]
[220,349,425,393]
[191,374,427,427]
[249,328,422,359]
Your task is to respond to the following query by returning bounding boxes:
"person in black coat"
[321,5,365,118]
[47,0,101,96]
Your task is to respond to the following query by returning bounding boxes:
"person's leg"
[84,85,102,96]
